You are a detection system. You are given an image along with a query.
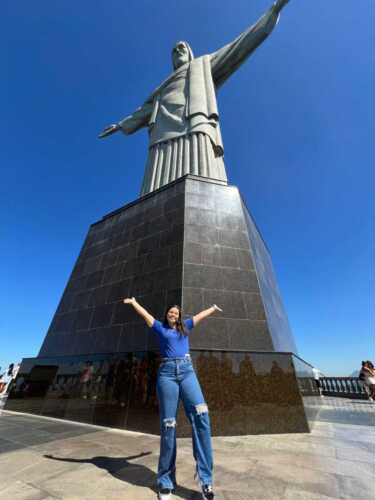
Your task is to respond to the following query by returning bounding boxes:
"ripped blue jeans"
[156,356,213,489]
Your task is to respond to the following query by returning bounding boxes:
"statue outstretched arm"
[98,101,153,139]
[210,0,290,88]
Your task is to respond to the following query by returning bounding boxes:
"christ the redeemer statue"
[99,0,290,196]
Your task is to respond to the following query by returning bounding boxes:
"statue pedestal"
[6,175,320,434]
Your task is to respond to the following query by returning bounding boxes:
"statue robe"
[119,6,280,195]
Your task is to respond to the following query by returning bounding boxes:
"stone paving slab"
[0,398,375,499]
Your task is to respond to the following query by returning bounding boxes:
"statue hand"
[98,123,120,139]
[273,0,290,14]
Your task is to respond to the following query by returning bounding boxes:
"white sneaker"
[201,484,215,499]
[157,488,173,500]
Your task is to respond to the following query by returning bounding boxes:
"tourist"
[0,372,5,394]
[123,297,222,500]
[312,367,324,397]
[2,363,18,395]
[359,361,371,399]
[363,361,375,400]
[80,361,94,399]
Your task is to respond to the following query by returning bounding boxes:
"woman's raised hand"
[123,297,136,305]
[213,304,223,312]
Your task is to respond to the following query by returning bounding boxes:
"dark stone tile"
[137,291,166,318]
[57,293,74,314]
[84,241,107,259]
[150,269,169,293]
[237,249,254,270]
[110,231,129,249]
[218,229,249,249]
[159,224,184,248]
[166,289,183,310]
[201,289,225,310]
[242,292,266,320]
[170,243,183,266]
[166,265,183,290]
[190,318,229,349]
[71,290,91,310]
[201,244,221,266]
[164,193,184,213]
[100,249,120,269]
[164,208,184,226]
[148,214,168,233]
[215,189,242,215]
[117,243,137,263]
[220,246,239,268]
[92,326,122,353]
[52,313,77,334]
[86,270,104,289]
[107,280,131,303]
[216,213,245,231]
[117,323,136,352]
[185,207,217,227]
[132,323,150,350]
[102,263,123,285]
[112,301,136,324]
[75,309,93,331]
[185,178,200,193]
[219,290,247,319]
[83,255,103,275]
[123,256,146,279]
[132,273,155,295]
[132,223,148,240]
[185,206,201,225]
[182,287,204,315]
[184,241,202,264]
[148,201,165,219]
[90,304,115,329]
[185,192,215,210]
[71,261,85,279]
[184,264,223,290]
[185,224,218,245]
[137,234,160,256]
[199,209,217,227]
[221,268,259,292]
[68,276,87,293]
[148,330,160,351]
[143,248,170,273]
[88,285,111,307]
[226,319,273,350]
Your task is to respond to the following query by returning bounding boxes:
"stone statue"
[99,0,290,195]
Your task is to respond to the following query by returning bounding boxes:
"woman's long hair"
[163,304,187,336]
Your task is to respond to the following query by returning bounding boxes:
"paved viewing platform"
[0,398,374,500]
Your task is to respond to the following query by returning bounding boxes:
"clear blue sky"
[2,0,374,376]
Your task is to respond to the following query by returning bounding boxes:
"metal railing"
[320,377,368,399]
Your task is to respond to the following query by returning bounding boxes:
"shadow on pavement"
[44,452,199,499]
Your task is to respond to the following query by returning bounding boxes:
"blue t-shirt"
[152,318,194,358]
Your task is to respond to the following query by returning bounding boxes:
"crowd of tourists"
[0,363,19,395]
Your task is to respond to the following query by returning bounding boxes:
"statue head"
[172,41,194,69]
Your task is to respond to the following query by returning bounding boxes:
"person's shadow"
[44,452,199,499]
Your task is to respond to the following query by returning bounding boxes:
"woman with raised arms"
[123,297,222,500]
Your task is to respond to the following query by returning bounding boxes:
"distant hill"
[349,370,359,377]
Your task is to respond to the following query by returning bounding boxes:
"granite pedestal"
[6,175,319,434]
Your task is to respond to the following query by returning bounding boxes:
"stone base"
[7,175,320,434]
[6,350,320,435]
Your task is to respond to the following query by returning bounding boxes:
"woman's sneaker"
[157,488,173,500]
[201,484,215,499]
